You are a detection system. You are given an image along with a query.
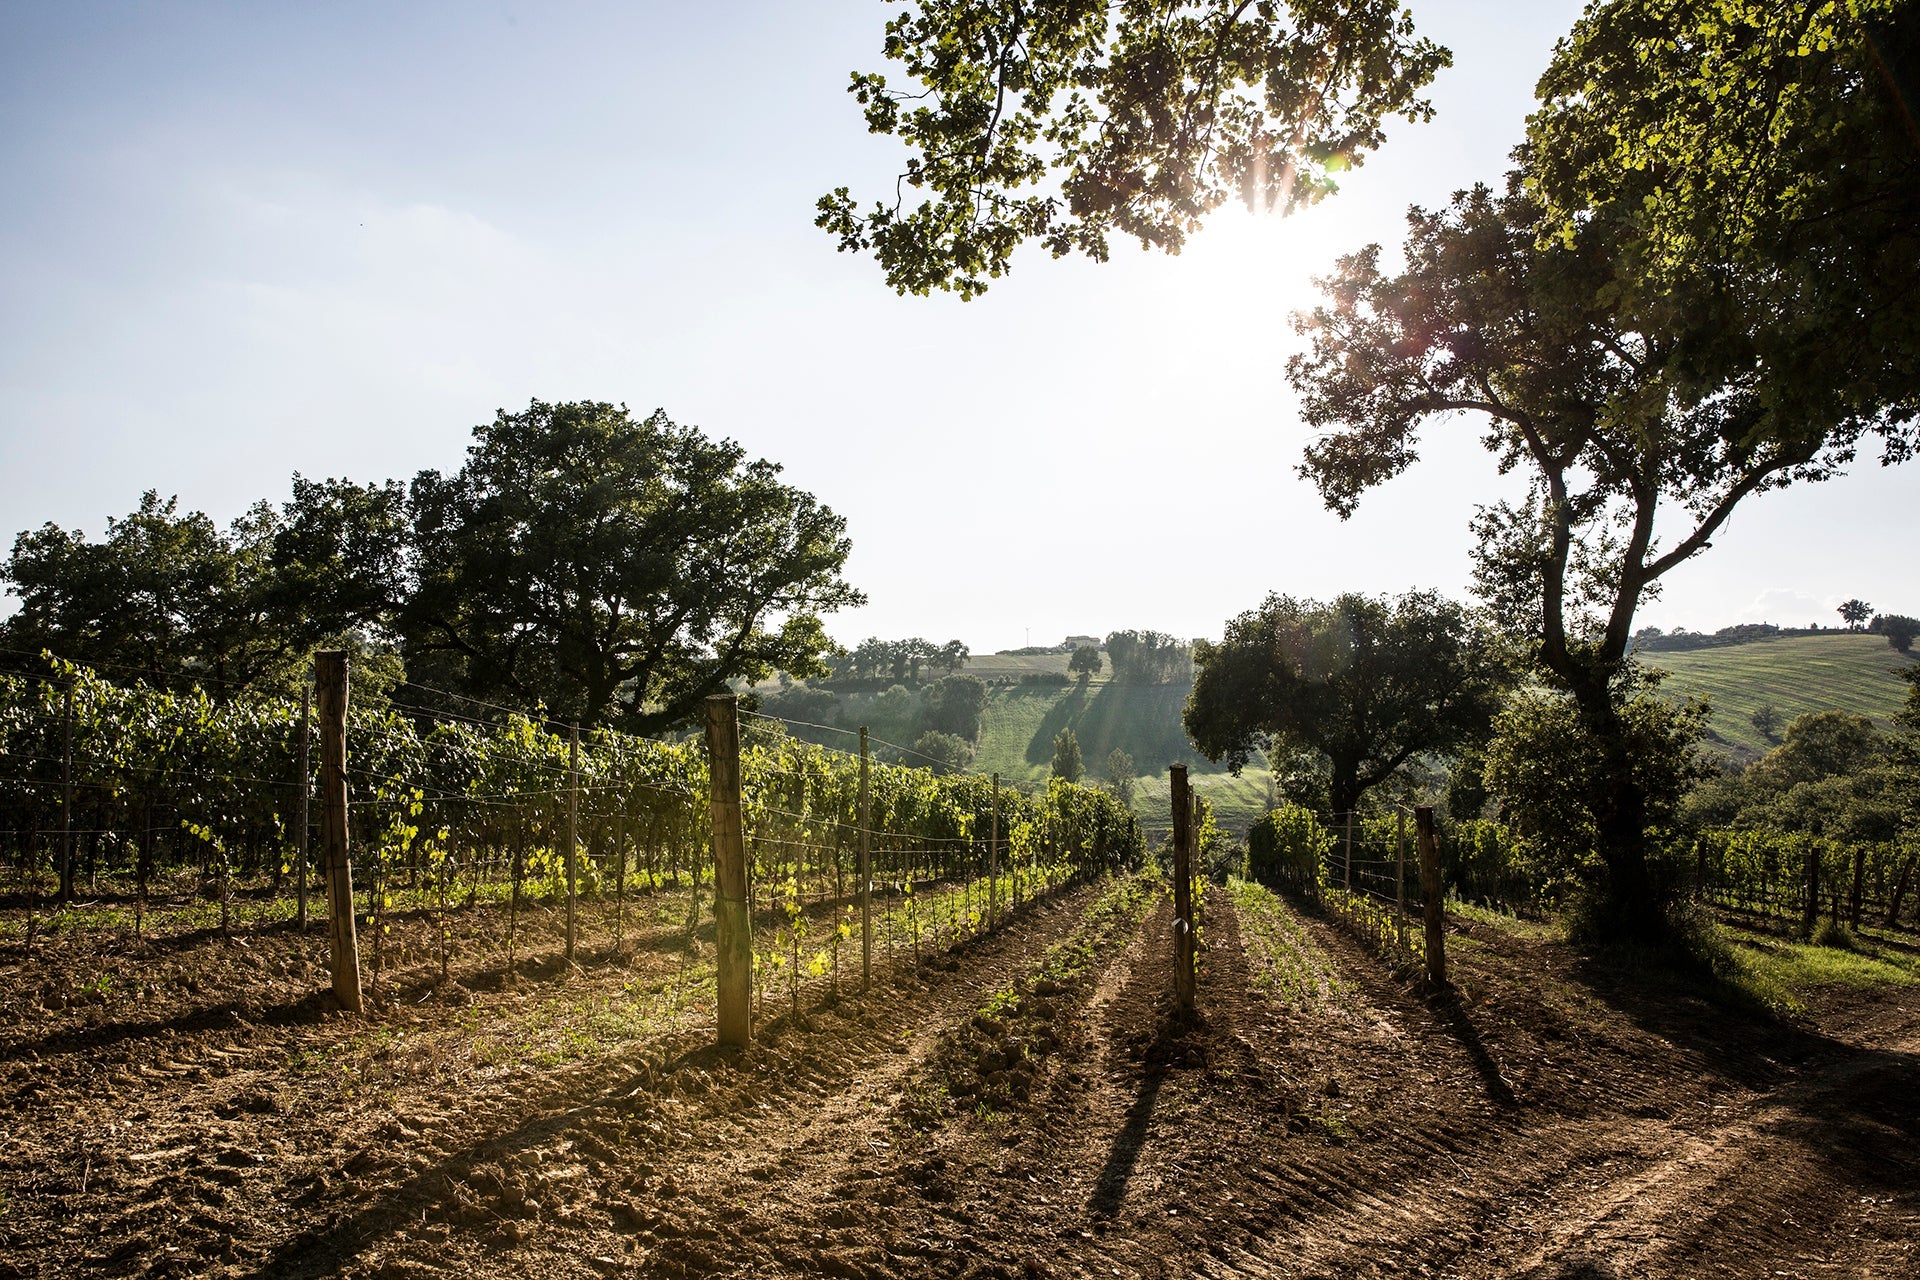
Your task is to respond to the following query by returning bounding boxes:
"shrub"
[1247,805,1332,891]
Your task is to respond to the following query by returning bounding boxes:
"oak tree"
[401,401,862,731]
[1185,591,1507,815]
[1288,159,1916,936]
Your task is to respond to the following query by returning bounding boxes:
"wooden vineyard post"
[859,726,872,991]
[1189,789,1203,942]
[1849,843,1865,930]
[706,696,752,1047]
[1170,765,1196,1015]
[1415,805,1446,987]
[1802,842,1820,941]
[566,722,579,965]
[1343,810,1353,893]
[1396,807,1407,920]
[296,683,311,933]
[989,772,1000,925]
[60,676,74,905]
[316,651,363,1013]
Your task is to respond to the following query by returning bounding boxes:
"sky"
[1,1,1912,654]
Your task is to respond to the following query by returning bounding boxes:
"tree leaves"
[820,0,1449,297]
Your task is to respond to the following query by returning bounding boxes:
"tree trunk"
[1574,682,1662,943]
[1886,850,1917,929]
[1329,758,1361,821]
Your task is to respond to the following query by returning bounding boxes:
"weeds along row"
[1246,806,1429,974]
[1247,802,1920,947]
[1229,879,1348,1007]
[7,855,1100,1098]
[0,656,1144,961]
[920,869,1161,1114]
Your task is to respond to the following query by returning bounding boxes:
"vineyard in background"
[1245,803,1920,962]
[0,653,1145,1022]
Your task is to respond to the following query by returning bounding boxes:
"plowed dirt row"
[689,886,1918,1280]
[0,884,1102,1279]
[4,880,1916,1280]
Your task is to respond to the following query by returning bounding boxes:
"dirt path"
[4,879,1915,1280]
[729,883,1920,1280]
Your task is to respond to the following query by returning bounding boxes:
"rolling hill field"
[969,676,1270,834]
[1642,632,1916,760]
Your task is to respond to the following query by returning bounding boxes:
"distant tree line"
[1634,613,1917,655]
[1,400,861,733]
[1102,631,1192,685]
[823,637,969,684]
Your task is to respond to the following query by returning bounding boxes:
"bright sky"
[2,1,1912,653]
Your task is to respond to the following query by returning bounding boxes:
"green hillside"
[1642,633,1916,761]
[971,680,1269,833]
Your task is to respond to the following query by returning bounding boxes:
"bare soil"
[2,878,1915,1279]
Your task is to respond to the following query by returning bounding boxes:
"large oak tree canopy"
[401,401,862,733]
[1284,1,1920,938]
[819,0,1450,297]
[1284,179,1878,933]
[1285,180,1878,681]
[2,479,405,695]
[1184,591,1506,815]
[1526,0,1920,443]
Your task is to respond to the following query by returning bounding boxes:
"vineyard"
[0,655,1140,1002]
[1,655,1917,1278]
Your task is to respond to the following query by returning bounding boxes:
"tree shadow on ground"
[1478,929,1920,1203]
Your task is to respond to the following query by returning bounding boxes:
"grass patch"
[1230,878,1346,1007]
[1449,899,1556,940]
[1726,927,1920,1004]
[1646,633,1917,761]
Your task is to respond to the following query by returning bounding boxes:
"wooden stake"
[566,722,579,965]
[1191,790,1202,913]
[1802,842,1820,941]
[989,772,1000,924]
[706,696,752,1047]
[1396,806,1407,920]
[1849,841,1865,930]
[296,684,311,933]
[1415,805,1445,987]
[858,727,871,991]
[60,676,74,905]
[1170,765,1196,1015]
[615,808,627,944]
[1343,810,1353,893]
[316,651,363,1013]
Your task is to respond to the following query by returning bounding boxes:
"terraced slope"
[1643,633,1916,759]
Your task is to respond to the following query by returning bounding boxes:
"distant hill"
[969,679,1270,834]
[761,649,1271,834]
[1642,632,1916,761]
